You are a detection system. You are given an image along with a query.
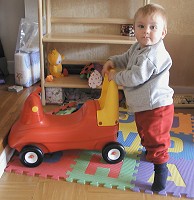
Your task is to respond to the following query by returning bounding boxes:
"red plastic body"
[8,87,119,154]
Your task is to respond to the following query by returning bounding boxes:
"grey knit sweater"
[110,39,174,112]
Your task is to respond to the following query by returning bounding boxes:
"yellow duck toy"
[47,48,65,78]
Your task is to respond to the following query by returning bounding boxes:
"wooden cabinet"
[38,0,148,105]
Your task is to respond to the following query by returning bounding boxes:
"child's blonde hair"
[134,4,167,29]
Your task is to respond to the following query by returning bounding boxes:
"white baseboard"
[0,146,15,178]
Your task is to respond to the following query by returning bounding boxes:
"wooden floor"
[0,172,190,200]
[0,76,39,153]
[0,76,193,200]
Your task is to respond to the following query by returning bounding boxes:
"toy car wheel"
[19,146,44,167]
[102,142,125,164]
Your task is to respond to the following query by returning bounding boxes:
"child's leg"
[135,105,174,191]
[134,104,174,164]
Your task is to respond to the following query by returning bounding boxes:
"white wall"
[0,0,38,74]
[150,0,194,87]
[0,0,24,74]
[24,0,38,21]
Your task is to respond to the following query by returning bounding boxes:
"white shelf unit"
[38,0,148,105]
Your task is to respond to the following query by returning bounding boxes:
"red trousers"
[135,104,174,164]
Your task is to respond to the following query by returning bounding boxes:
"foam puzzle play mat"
[5,110,194,198]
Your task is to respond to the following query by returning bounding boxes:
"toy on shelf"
[80,63,103,88]
[47,48,68,78]
[120,24,135,37]
[8,75,126,167]
[45,74,53,82]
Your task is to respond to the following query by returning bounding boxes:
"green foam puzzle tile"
[66,150,139,190]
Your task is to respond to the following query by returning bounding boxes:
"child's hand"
[101,60,114,77]
[108,69,116,81]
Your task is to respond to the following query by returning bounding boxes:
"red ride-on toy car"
[8,75,125,167]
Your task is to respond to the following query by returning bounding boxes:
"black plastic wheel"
[19,145,44,167]
[102,142,125,164]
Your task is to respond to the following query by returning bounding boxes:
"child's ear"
[162,28,167,39]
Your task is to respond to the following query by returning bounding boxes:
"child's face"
[134,13,167,49]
